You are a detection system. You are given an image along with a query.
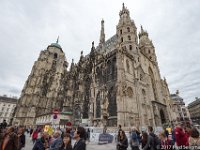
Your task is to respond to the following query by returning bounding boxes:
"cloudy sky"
[0,0,199,105]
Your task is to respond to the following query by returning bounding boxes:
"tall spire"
[56,36,59,44]
[119,3,130,17]
[139,25,148,39]
[99,19,105,45]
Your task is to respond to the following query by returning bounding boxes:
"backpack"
[149,133,160,150]
[131,131,139,146]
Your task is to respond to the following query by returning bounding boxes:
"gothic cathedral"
[14,4,172,128]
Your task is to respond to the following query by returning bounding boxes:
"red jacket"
[174,127,188,146]
[32,131,38,139]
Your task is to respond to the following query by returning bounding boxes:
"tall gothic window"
[148,67,157,100]
[120,29,123,34]
[121,37,123,43]
[128,35,131,40]
[96,92,101,118]
[112,57,116,79]
[108,87,117,117]
[107,60,112,81]
[129,45,132,50]
[126,60,130,73]
[127,27,130,32]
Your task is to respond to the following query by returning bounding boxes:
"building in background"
[188,97,200,125]
[0,95,18,125]
[14,3,174,128]
[170,90,190,125]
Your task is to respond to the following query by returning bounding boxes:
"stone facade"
[14,41,68,126]
[14,4,173,128]
[188,97,200,125]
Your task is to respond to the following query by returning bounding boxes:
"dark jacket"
[0,132,19,150]
[117,137,128,150]
[32,138,47,150]
[73,138,86,150]
[19,134,26,149]
[59,144,73,150]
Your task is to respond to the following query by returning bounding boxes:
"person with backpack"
[130,127,140,150]
[147,126,160,150]
[141,131,153,150]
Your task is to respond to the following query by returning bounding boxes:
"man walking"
[73,127,86,150]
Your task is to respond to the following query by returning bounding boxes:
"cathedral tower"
[116,3,138,55]
[14,39,68,126]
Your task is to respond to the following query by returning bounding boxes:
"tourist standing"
[117,130,128,150]
[0,126,19,150]
[59,133,72,150]
[147,126,160,150]
[130,127,140,150]
[32,132,49,150]
[159,132,173,150]
[32,129,38,144]
[73,126,86,150]
[49,131,62,150]
[189,127,200,147]
[174,123,188,147]
[18,127,26,150]
[141,131,153,150]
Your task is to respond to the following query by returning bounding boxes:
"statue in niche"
[101,86,109,116]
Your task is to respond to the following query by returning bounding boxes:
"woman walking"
[59,133,72,150]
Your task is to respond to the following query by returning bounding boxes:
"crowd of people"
[0,120,200,150]
[0,121,87,150]
[117,123,200,150]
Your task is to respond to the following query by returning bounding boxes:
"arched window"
[129,45,132,50]
[126,60,130,73]
[112,57,116,78]
[127,27,130,32]
[96,92,101,118]
[128,35,131,40]
[108,87,117,117]
[54,53,58,59]
[121,37,123,42]
[149,67,157,100]
[127,87,133,98]
[142,89,146,102]
[148,50,151,54]
[120,29,122,35]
